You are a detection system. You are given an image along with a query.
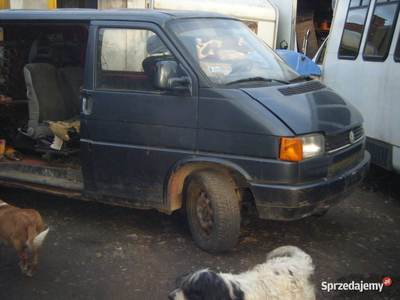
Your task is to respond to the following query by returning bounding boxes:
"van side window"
[338,0,370,59]
[363,0,400,61]
[96,28,174,91]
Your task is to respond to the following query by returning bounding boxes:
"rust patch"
[170,168,184,199]
[0,179,83,199]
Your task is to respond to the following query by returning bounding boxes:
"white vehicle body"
[269,0,298,51]
[321,0,400,172]
[6,0,330,55]
[129,0,278,48]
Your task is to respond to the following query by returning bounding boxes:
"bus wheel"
[185,170,240,253]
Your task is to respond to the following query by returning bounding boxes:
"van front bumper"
[249,151,370,221]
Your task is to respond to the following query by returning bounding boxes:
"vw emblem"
[349,131,355,144]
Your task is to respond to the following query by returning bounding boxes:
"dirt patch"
[0,165,399,299]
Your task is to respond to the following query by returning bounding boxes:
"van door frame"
[80,20,199,211]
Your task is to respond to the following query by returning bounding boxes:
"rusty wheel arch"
[165,161,250,212]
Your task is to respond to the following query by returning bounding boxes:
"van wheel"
[185,170,240,253]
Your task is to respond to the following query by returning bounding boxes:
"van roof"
[0,8,236,24]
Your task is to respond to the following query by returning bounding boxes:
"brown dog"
[0,199,49,276]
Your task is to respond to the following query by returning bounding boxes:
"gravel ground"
[0,164,399,299]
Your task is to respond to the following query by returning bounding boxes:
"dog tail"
[33,227,50,249]
[267,245,313,265]
[27,226,50,251]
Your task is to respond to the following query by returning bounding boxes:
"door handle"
[82,95,93,115]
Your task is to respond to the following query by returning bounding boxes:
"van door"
[80,22,198,209]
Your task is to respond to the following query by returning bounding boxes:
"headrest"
[28,38,53,64]
[146,35,169,55]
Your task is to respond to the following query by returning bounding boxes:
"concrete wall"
[98,0,126,9]
[11,0,48,9]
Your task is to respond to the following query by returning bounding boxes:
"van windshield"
[168,18,299,86]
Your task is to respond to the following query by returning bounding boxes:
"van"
[0,9,370,252]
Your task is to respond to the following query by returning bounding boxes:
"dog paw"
[19,262,28,274]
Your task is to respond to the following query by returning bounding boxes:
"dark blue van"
[0,9,370,252]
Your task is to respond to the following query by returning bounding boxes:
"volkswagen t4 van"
[0,9,370,252]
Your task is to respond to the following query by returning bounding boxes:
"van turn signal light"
[279,137,303,161]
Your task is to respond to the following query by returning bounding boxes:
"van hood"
[240,84,364,135]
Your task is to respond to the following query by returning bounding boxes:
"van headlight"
[279,133,325,161]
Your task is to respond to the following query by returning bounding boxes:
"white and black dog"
[169,246,315,300]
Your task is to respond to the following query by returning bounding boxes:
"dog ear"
[177,270,244,300]
[202,271,244,300]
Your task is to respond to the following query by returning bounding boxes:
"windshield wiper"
[226,77,289,86]
[289,75,313,83]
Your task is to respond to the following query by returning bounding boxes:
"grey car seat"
[23,63,84,157]
[23,63,78,139]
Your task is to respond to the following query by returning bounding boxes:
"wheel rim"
[193,188,213,240]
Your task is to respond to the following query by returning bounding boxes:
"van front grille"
[278,81,326,96]
[328,149,364,176]
[325,125,364,153]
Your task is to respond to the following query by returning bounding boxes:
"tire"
[185,170,241,253]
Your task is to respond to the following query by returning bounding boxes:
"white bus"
[321,0,400,172]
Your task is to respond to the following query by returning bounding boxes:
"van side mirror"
[276,49,322,77]
[154,61,190,91]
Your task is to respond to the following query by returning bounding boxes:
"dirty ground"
[0,165,399,299]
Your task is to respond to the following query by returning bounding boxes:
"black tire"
[185,170,241,253]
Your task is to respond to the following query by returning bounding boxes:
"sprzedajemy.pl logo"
[321,277,393,293]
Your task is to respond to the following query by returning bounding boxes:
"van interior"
[0,23,89,170]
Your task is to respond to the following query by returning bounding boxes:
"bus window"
[350,0,371,6]
[395,30,400,62]
[363,0,400,61]
[338,0,371,59]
